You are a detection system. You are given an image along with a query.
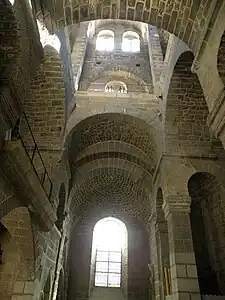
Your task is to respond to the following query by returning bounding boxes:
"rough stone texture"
[37,0,215,54]
[1,1,225,300]
[24,46,65,150]
[189,172,225,295]
[165,51,225,159]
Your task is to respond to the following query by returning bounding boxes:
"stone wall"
[68,212,149,300]
[78,21,153,93]
[24,46,65,150]
[0,205,62,300]
[189,172,225,295]
[165,51,225,158]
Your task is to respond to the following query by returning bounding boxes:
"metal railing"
[11,111,53,199]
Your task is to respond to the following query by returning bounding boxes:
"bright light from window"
[9,0,15,5]
[92,217,127,287]
[105,81,127,94]
[93,217,127,251]
[37,20,61,53]
[122,31,140,53]
[96,30,114,52]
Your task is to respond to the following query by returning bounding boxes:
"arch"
[165,51,224,158]
[56,184,66,230]
[91,217,127,288]
[57,2,213,52]
[86,68,150,93]
[188,172,225,295]
[68,211,149,300]
[96,30,114,51]
[105,80,127,93]
[37,20,61,53]
[218,30,225,85]
[122,31,140,52]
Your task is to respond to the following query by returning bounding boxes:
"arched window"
[105,81,127,93]
[90,217,127,288]
[96,30,114,52]
[37,20,61,53]
[122,31,140,53]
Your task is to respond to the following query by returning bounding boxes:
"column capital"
[162,195,191,219]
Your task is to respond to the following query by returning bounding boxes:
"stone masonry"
[1,1,225,300]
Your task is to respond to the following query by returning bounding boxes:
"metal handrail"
[12,111,53,199]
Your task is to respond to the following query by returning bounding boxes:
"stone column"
[147,213,161,300]
[163,196,200,300]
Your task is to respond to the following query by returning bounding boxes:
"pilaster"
[163,196,200,300]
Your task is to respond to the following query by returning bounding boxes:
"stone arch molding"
[39,0,214,53]
[158,158,225,201]
[86,68,150,93]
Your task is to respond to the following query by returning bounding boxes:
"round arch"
[86,68,150,93]
[188,172,225,295]
[122,31,140,52]
[105,80,127,93]
[164,51,224,158]
[96,30,114,51]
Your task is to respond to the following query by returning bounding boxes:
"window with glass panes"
[95,250,121,287]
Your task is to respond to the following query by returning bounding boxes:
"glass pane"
[108,273,121,287]
[96,262,108,272]
[109,251,121,262]
[96,251,108,261]
[109,262,121,273]
[95,272,107,286]
[132,39,140,52]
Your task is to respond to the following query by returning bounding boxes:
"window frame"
[94,249,122,287]
[96,30,115,52]
[122,31,140,53]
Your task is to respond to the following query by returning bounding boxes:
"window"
[105,81,127,93]
[37,20,61,53]
[122,31,140,53]
[91,217,127,288]
[96,30,114,52]
[95,250,121,287]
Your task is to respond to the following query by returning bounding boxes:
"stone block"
[173,253,196,265]
[176,278,200,293]
[186,265,198,278]
[171,264,187,279]
[24,281,36,294]
[13,281,25,294]
[190,293,201,300]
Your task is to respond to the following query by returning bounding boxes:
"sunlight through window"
[122,31,140,53]
[96,30,114,52]
[37,20,61,53]
[91,217,127,287]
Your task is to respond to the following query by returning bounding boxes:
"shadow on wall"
[189,172,225,296]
